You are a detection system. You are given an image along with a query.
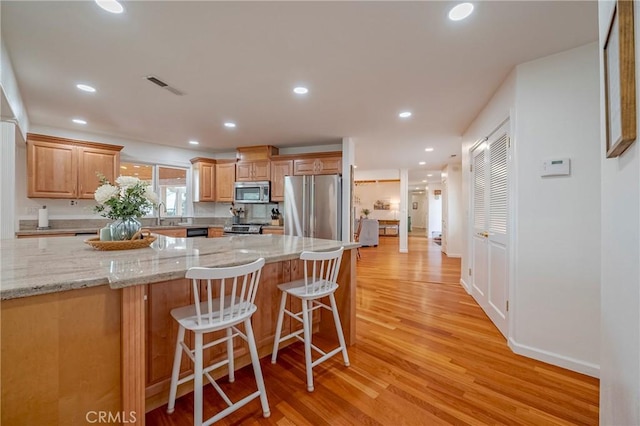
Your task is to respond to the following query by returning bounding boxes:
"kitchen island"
[1,234,357,425]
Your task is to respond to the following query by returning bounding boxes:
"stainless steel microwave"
[233,181,270,203]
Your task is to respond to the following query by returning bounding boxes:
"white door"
[470,122,510,337]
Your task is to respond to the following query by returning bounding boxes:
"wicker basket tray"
[85,230,156,251]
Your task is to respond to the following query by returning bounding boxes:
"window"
[119,162,189,217]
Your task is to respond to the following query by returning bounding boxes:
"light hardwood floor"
[147,236,599,425]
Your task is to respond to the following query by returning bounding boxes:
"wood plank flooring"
[146,236,599,425]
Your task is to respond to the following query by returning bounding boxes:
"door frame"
[467,115,515,340]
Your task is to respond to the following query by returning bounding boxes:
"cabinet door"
[215,163,235,202]
[252,161,271,181]
[270,160,293,201]
[150,228,187,238]
[262,228,284,235]
[77,146,120,199]
[292,158,317,176]
[235,162,254,181]
[27,140,77,198]
[207,228,224,238]
[316,157,342,175]
[199,163,216,201]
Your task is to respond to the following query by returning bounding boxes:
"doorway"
[470,120,510,337]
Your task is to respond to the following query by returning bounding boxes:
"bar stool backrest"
[300,247,344,295]
[185,258,265,327]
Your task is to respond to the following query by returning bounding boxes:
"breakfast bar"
[1,234,357,425]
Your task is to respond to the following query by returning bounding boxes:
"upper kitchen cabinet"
[292,153,342,176]
[236,160,270,182]
[215,161,236,202]
[191,158,216,202]
[235,145,279,182]
[27,134,122,199]
[270,159,293,202]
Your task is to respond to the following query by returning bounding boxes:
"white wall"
[461,43,601,378]
[353,181,401,221]
[598,1,640,424]
[442,163,462,257]
[427,183,443,237]
[512,43,601,375]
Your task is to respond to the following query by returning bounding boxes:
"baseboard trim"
[460,278,471,293]
[444,252,461,258]
[508,338,600,378]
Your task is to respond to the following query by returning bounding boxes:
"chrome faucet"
[156,202,165,226]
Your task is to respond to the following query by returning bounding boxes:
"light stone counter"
[0,234,357,300]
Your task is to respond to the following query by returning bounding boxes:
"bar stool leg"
[271,291,287,364]
[226,327,235,383]
[245,319,271,417]
[329,293,350,366]
[167,325,186,414]
[193,332,204,426]
[301,299,314,392]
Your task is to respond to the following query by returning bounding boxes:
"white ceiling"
[2,1,597,185]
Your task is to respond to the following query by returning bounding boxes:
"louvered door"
[471,121,510,337]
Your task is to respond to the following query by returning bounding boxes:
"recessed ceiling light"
[399,111,412,118]
[419,161,426,165]
[427,174,433,177]
[449,3,474,21]
[425,147,434,152]
[95,0,124,14]
[76,84,96,93]
[353,165,358,169]
[293,87,309,95]
[189,140,199,145]
[422,180,427,183]
[224,122,237,128]
[72,118,87,125]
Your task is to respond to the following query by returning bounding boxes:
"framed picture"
[373,199,390,210]
[412,202,418,210]
[604,0,636,158]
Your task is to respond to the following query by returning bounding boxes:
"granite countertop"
[1,234,356,300]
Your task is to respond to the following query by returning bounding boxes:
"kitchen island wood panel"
[1,285,122,426]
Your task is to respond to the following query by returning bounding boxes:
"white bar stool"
[167,258,270,425]
[271,247,350,392]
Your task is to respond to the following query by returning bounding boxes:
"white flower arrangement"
[94,175,158,220]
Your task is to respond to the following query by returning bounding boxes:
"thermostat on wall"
[540,158,571,177]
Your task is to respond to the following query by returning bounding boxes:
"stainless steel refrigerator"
[284,175,342,240]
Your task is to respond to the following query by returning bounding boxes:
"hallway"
[148,236,599,424]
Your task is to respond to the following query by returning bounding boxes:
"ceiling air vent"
[145,75,184,96]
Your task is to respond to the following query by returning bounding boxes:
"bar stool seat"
[167,258,270,426]
[271,247,350,392]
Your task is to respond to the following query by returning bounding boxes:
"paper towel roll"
[38,206,49,228]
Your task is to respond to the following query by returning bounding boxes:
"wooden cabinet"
[236,160,270,181]
[207,227,224,238]
[191,158,216,202]
[293,156,342,176]
[270,160,293,202]
[149,228,187,238]
[215,162,235,202]
[262,228,284,235]
[27,134,122,199]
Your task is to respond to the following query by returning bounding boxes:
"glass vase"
[110,217,142,241]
